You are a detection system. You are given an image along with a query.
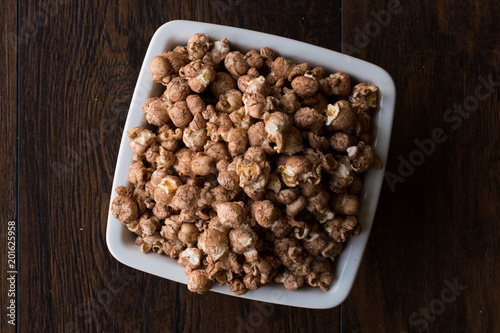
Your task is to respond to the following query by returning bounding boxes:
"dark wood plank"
[18,1,342,332]
[342,0,500,332]
[0,1,18,332]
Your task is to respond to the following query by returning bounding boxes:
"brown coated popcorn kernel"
[114,32,383,296]
[349,83,378,111]
[179,60,216,93]
[168,101,193,127]
[111,194,138,224]
[224,51,250,78]
[187,33,211,60]
[187,269,213,294]
[164,77,191,102]
[149,56,172,85]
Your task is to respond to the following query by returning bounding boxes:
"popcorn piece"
[139,214,160,236]
[303,231,328,256]
[260,47,278,61]
[247,121,275,155]
[327,156,354,194]
[171,184,200,211]
[276,188,300,205]
[229,106,253,130]
[271,57,296,80]
[243,93,275,120]
[142,232,166,254]
[216,201,246,229]
[210,72,237,98]
[325,100,357,131]
[283,271,305,290]
[236,157,271,200]
[263,111,292,153]
[168,101,193,127]
[244,49,264,69]
[204,141,230,162]
[224,51,249,78]
[191,155,216,176]
[243,273,261,290]
[217,170,240,191]
[330,193,360,216]
[163,50,189,74]
[141,97,171,127]
[158,125,183,152]
[324,216,361,243]
[279,87,301,114]
[349,83,378,111]
[187,269,213,294]
[304,132,329,152]
[330,132,358,153]
[280,126,304,156]
[160,215,181,241]
[180,60,216,93]
[273,237,307,269]
[174,148,195,176]
[149,56,172,85]
[229,278,248,295]
[216,89,243,113]
[321,240,344,259]
[277,156,321,188]
[150,170,168,187]
[115,33,383,296]
[156,147,176,172]
[306,188,330,211]
[111,194,138,224]
[229,225,258,255]
[186,94,206,115]
[164,77,191,102]
[285,195,308,218]
[152,203,172,220]
[153,175,182,205]
[209,37,230,64]
[244,76,270,96]
[162,238,184,258]
[291,75,319,98]
[289,218,311,240]
[270,217,293,238]
[183,113,208,151]
[226,126,248,157]
[288,63,310,81]
[128,161,149,186]
[144,144,160,165]
[324,72,351,96]
[251,200,280,229]
[127,127,155,155]
[307,258,334,291]
[237,73,257,93]
[198,228,229,261]
[294,107,326,132]
[178,247,202,269]
[187,33,211,60]
[347,141,383,173]
[178,223,200,246]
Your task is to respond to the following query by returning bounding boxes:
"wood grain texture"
[342,0,500,332]
[17,1,341,332]
[0,1,18,332]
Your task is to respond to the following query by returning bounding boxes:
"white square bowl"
[106,20,395,309]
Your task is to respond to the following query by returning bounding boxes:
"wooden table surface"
[1,0,499,332]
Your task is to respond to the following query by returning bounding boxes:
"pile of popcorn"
[111,33,382,295]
